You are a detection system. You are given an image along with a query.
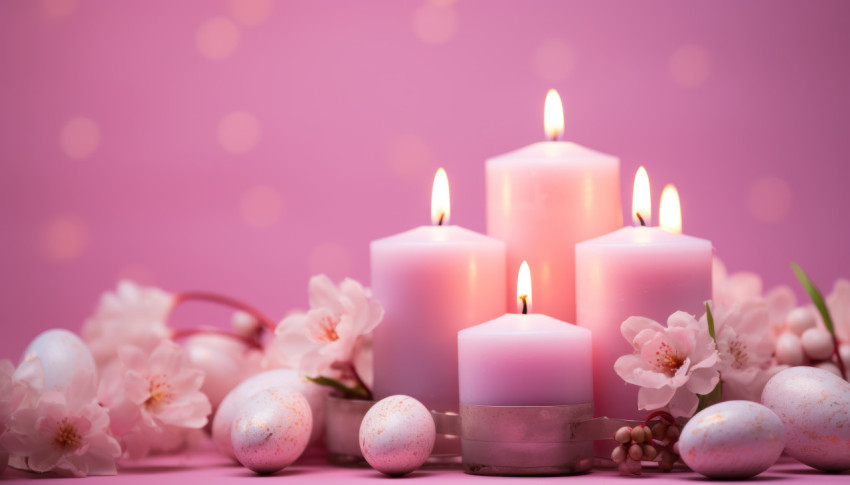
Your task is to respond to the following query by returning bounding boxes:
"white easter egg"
[212,369,327,459]
[359,395,435,476]
[762,366,850,472]
[679,400,785,478]
[21,329,97,393]
[231,387,312,474]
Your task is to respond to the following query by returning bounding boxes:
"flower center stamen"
[653,342,685,376]
[728,339,748,369]
[144,374,174,411]
[317,315,340,342]
[53,419,83,450]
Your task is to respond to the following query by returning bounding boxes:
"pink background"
[2,0,850,360]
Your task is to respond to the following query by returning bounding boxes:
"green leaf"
[695,302,721,414]
[792,263,836,337]
[306,376,370,400]
[696,380,723,414]
[705,302,716,342]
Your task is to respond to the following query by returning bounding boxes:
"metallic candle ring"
[460,402,594,476]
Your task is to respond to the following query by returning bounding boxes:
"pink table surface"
[3,439,847,484]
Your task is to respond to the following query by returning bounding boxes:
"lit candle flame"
[516,260,532,314]
[660,184,682,234]
[431,168,450,226]
[632,166,651,226]
[544,89,564,141]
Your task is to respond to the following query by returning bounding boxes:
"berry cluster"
[611,412,680,475]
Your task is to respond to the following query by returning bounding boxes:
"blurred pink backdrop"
[2,0,849,359]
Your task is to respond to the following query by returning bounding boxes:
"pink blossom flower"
[100,340,211,458]
[1,369,120,477]
[266,275,384,378]
[615,312,720,418]
[712,257,763,309]
[0,358,45,475]
[703,301,775,401]
[82,280,174,367]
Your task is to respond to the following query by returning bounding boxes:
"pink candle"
[458,262,593,406]
[575,168,712,420]
[371,169,506,412]
[486,90,622,323]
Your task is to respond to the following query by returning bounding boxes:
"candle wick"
[636,212,646,227]
[438,213,445,226]
[519,296,528,315]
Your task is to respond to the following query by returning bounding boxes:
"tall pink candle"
[458,262,593,406]
[575,169,712,420]
[371,169,506,412]
[486,90,622,323]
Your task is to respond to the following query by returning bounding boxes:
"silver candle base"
[460,402,594,476]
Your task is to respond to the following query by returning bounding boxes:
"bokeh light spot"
[533,40,576,82]
[413,3,457,45]
[41,0,76,18]
[196,17,240,60]
[218,112,261,154]
[384,134,435,181]
[228,0,274,26]
[60,117,100,160]
[670,44,711,88]
[118,264,156,286]
[309,242,352,282]
[748,175,792,223]
[240,185,283,228]
[42,217,88,261]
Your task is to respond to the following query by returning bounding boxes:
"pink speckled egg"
[679,401,785,478]
[359,395,435,476]
[212,369,327,460]
[762,366,850,472]
[231,387,312,474]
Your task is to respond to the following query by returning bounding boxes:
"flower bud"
[614,426,632,444]
[611,445,627,463]
[628,443,643,461]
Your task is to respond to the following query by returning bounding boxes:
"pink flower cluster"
[0,359,119,477]
[616,257,850,418]
[265,275,384,395]
[2,275,383,477]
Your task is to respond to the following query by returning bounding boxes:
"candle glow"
[543,89,564,141]
[516,260,532,314]
[431,168,450,226]
[632,166,651,226]
[660,184,682,234]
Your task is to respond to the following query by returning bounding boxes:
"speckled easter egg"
[21,329,97,392]
[212,369,327,460]
[679,400,785,478]
[359,395,435,476]
[762,366,850,472]
[231,387,312,474]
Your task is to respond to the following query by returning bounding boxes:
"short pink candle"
[486,90,622,323]
[575,169,712,420]
[458,262,593,406]
[371,169,506,412]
